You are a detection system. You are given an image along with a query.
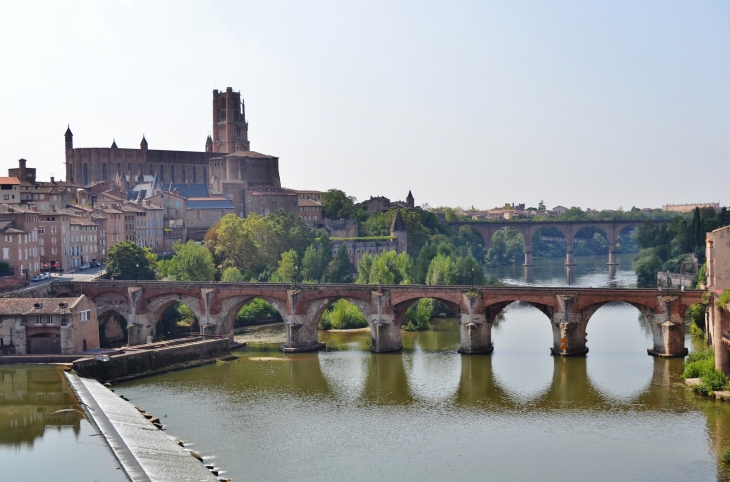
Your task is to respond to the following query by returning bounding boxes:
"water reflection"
[0,366,127,481]
[495,252,638,288]
[0,366,81,446]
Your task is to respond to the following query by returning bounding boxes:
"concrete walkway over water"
[65,372,218,482]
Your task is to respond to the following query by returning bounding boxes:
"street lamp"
[136,263,139,284]
[471,266,475,291]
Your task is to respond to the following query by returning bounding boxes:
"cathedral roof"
[222,151,275,159]
[391,209,407,232]
[140,135,148,148]
[205,135,213,146]
[111,139,118,148]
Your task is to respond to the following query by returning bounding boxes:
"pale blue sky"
[1,1,728,210]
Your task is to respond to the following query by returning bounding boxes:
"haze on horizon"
[0,0,728,211]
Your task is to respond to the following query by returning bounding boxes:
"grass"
[683,346,729,395]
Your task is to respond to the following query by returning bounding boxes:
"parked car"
[42,272,50,279]
[80,263,91,270]
[31,275,44,282]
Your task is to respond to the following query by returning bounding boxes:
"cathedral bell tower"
[212,87,249,153]
[64,125,73,182]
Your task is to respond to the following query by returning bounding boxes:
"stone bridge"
[450,220,661,266]
[40,280,703,358]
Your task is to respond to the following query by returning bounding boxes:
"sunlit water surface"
[115,254,730,482]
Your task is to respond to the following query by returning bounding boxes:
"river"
[109,253,730,482]
[3,253,728,481]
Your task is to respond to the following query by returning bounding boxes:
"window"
[182,167,186,183]
[127,163,132,173]
[149,164,153,176]
[3,195,8,200]
[4,235,10,242]
[36,315,42,325]
[47,315,53,325]
[117,162,121,173]
[2,248,8,259]
[195,209,201,219]
[61,315,68,326]
[192,167,197,183]
[39,226,44,235]
[160,165,164,182]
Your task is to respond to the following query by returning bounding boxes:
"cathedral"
[65,87,271,188]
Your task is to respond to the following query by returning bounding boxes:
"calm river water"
[111,253,730,482]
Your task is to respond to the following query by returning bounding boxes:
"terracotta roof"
[298,198,322,207]
[0,297,84,315]
[0,177,20,185]
[0,204,28,214]
[70,218,98,226]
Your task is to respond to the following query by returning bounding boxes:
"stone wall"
[72,337,230,382]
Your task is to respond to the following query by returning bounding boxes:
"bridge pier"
[550,294,588,356]
[458,294,492,354]
[370,291,402,352]
[523,242,534,266]
[281,318,324,352]
[647,295,688,358]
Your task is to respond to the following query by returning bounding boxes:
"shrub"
[0,261,9,273]
[403,298,432,331]
[683,346,729,395]
[319,300,368,330]
[236,299,282,326]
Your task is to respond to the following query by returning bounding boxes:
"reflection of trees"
[0,367,83,446]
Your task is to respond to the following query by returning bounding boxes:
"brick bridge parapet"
[30,280,703,357]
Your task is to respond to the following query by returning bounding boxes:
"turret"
[111,138,118,148]
[406,190,414,209]
[390,209,408,255]
[140,135,148,150]
[205,134,213,152]
[64,125,73,150]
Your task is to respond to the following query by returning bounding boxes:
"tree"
[538,200,546,211]
[159,241,216,281]
[329,244,352,283]
[221,266,246,282]
[633,249,663,288]
[106,241,157,280]
[414,242,437,284]
[356,253,374,283]
[271,249,298,283]
[426,254,455,285]
[319,299,368,329]
[322,189,360,220]
[403,298,432,331]
[301,234,333,282]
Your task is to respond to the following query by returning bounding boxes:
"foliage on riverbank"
[683,346,729,395]
[633,207,730,288]
[319,299,368,330]
[403,298,432,331]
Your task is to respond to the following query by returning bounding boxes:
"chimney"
[51,205,56,212]
[31,206,37,212]
[50,177,54,183]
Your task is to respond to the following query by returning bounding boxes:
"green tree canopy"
[322,189,362,220]
[159,241,216,281]
[106,241,157,280]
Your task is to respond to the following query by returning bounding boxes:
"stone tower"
[64,126,73,182]
[390,209,408,255]
[212,87,249,153]
[406,190,414,209]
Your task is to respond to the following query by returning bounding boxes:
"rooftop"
[0,297,84,315]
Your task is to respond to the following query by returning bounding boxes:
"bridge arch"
[98,309,129,348]
[216,295,288,339]
[144,293,203,339]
